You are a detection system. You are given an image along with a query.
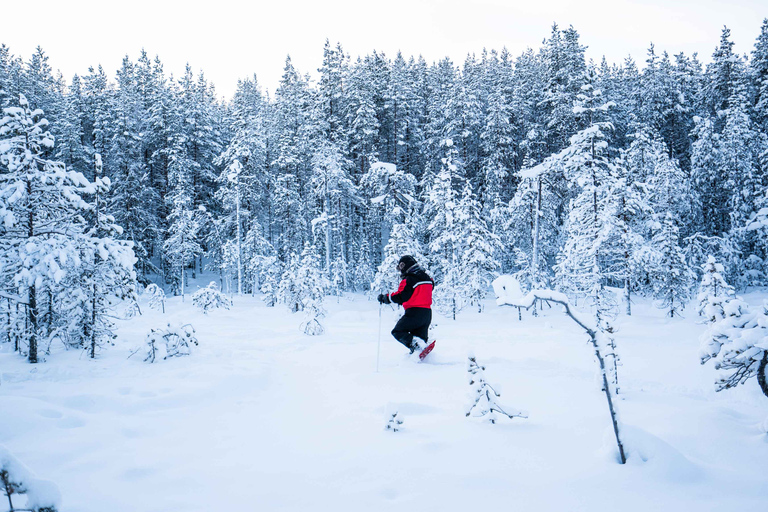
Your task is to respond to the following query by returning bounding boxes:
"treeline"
[1,21,768,348]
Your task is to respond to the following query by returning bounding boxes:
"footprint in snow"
[38,409,63,419]
[57,417,86,429]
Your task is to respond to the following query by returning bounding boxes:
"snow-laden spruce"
[191,281,231,314]
[696,256,736,321]
[465,354,527,424]
[0,445,61,512]
[277,243,328,335]
[651,213,694,318]
[0,96,137,363]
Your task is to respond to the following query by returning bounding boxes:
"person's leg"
[412,308,432,344]
[391,310,417,351]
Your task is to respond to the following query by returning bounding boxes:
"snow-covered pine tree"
[214,75,269,295]
[552,71,619,326]
[163,135,203,301]
[108,57,160,282]
[243,219,276,297]
[456,182,501,313]
[651,212,694,317]
[350,239,375,293]
[506,155,562,294]
[277,252,301,312]
[604,152,654,315]
[425,138,464,319]
[278,243,328,315]
[360,161,417,261]
[697,255,736,321]
[72,153,139,358]
[300,296,326,336]
[291,243,328,334]
[308,140,357,276]
[465,354,527,424]
[0,94,90,362]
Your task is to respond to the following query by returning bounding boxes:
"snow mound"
[601,426,702,482]
[492,275,523,303]
[0,445,61,511]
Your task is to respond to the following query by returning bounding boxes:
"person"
[377,255,434,353]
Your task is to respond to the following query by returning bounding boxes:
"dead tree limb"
[498,290,627,464]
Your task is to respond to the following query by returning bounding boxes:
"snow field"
[1,287,767,511]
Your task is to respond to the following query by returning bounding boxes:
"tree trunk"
[90,285,98,359]
[758,352,768,399]
[236,179,242,295]
[28,285,38,364]
[624,278,631,316]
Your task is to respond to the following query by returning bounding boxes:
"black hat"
[398,255,417,268]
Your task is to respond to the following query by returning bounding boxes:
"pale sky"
[2,0,765,100]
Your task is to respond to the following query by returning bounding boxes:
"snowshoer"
[377,255,434,354]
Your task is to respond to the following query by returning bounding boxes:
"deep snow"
[1,281,767,511]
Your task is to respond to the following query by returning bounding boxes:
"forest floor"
[1,276,767,512]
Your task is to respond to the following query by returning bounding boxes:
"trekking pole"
[376,298,382,373]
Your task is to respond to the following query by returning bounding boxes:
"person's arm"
[390,277,414,305]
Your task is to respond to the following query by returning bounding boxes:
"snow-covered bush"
[696,256,735,321]
[300,297,325,336]
[145,283,166,313]
[192,282,230,314]
[385,412,404,432]
[143,323,198,363]
[700,298,768,397]
[0,445,61,512]
[465,354,527,424]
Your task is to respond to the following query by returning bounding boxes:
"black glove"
[377,293,391,305]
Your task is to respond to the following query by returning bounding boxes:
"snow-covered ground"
[1,280,767,511]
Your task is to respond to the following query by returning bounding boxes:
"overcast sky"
[2,0,765,100]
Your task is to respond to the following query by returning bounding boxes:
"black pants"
[391,307,431,352]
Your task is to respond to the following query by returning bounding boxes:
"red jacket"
[388,265,434,309]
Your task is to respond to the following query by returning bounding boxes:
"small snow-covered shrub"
[300,297,325,336]
[143,323,198,363]
[465,354,527,424]
[145,283,166,313]
[696,256,735,321]
[192,282,230,314]
[0,445,61,512]
[385,412,403,432]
